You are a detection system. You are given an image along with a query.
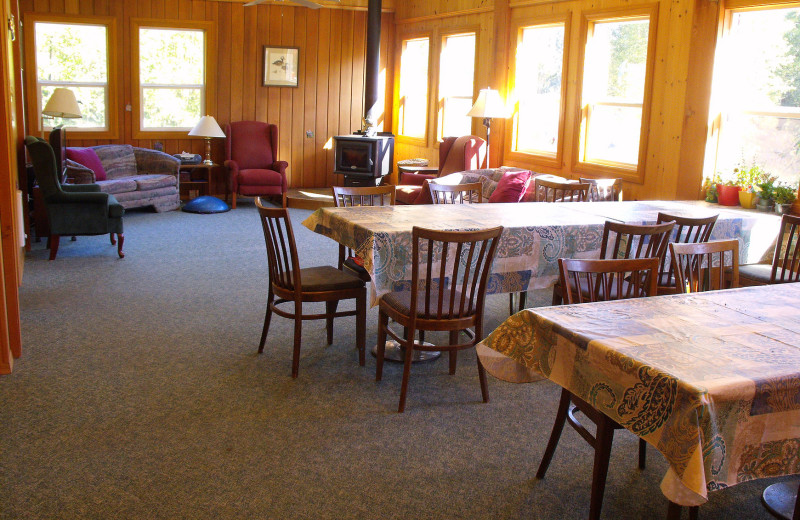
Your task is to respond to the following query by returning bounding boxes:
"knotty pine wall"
[19,0,395,192]
[393,0,719,201]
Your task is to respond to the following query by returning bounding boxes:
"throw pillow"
[489,170,532,203]
[66,147,107,181]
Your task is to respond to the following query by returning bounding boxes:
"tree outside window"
[34,22,108,130]
[711,7,800,185]
[139,27,205,130]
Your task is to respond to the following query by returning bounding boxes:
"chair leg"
[291,301,302,379]
[117,233,125,258]
[398,328,415,413]
[48,235,60,260]
[448,330,458,375]
[110,233,116,245]
[588,414,616,520]
[536,388,572,479]
[551,285,563,306]
[638,438,647,470]
[325,300,338,345]
[258,287,274,353]
[375,310,389,381]
[508,293,516,315]
[232,192,237,209]
[356,292,366,366]
[477,351,489,403]
[689,505,699,520]
[519,291,527,312]
[666,503,699,520]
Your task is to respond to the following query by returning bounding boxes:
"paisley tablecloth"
[477,283,800,506]
[302,200,778,304]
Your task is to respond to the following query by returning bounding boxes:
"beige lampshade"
[188,115,226,138]
[42,88,82,119]
[467,88,509,119]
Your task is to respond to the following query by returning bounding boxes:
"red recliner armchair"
[224,121,288,209]
[395,135,487,205]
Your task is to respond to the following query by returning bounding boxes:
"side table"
[179,163,217,201]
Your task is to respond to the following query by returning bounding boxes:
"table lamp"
[467,88,509,168]
[188,115,226,165]
[42,88,82,136]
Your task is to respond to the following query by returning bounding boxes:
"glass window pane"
[585,19,649,103]
[717,113,800,184]
[439,33,476,139]
[142,88,201,129]
[140,28,204,85]
[514,24,564,154]
[35,23,107,83]
[441,97,473,137]
[41,85,106,128]
[399,38,429,138]
[584,105,642,164]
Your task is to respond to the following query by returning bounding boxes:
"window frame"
[23,13,119,140]
[131,18,216,140]
[434,28,479,143]
[394,32,433,147]
[505,14,571,169]
[572,4,659,183]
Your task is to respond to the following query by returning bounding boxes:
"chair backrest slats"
[669,239,739,293]
[580,177,623,202]
[655,212,718,288]
[429,182,483,204]
[600,221,675,265]
[332,185,396,269]
[410,226,503,321]
[559,257,659,304]
[773,214,800,283]
[257,198,301,293]
[535,178,590,203]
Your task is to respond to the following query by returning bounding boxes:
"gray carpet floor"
[0,199,785,519]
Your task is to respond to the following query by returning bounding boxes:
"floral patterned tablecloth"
[302,201,778,304]
[477,283,800,506]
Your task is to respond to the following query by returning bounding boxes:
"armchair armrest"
[133,147,180,176]
[400,171,438,186]
[62,183,101,193]
[271,161,289,175]
[224,159,240,192]
[64,159,96,184]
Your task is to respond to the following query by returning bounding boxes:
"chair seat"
[382,289,472,319]
[238,168,284,186]
[279,265,364,292]
[737,263,774,285]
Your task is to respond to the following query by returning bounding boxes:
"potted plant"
[735,163,765,209]
[716,179,741,206]
[756,175,777,211]
[702,175,719,203]
[773,184,797,214]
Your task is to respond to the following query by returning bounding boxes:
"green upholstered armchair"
[24,136,125,260]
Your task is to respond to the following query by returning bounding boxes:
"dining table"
[302,200,780,305]
[476,282,800,512]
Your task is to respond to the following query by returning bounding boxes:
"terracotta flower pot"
[716,184,741,206]
[738,191,758,209]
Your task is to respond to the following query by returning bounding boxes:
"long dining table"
[476,283,800,512]
[302,200,779,304]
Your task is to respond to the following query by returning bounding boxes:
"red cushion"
[66,147,107,181]
[489,170,532,203]
[396,185,422,205]
[238,168,284,186]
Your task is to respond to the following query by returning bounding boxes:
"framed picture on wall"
[263,46,299,87]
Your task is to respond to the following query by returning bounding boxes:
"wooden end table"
[179,163,217,201]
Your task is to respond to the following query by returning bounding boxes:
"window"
[132,20,215,136]
[437,32,476,140]
[710,6,800,184]
[26,15,116,134]
[577,11,655,171]
[511,22,566,157]
[397,37,430,140]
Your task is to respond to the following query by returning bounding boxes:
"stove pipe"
[363,0,381,130]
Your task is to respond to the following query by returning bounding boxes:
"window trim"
[131,18,216,140]
[23,13,119,140]
[504,14,571,169]
[394,32,433,147]
[434,28,479,143]
[571,4,659,183]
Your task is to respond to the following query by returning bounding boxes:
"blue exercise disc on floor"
[182,196,231,214]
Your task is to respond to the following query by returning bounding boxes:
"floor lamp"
[42,88,82,138]
[467,88,508,168]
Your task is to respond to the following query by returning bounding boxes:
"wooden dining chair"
[428,182,483,204]
[537,256,659,520]
[739,213,800,286]
[551,220,675,306]
[670,239,739,293]
[256,198,367,378]
[534,177,590,202]
[580,177,623,202]
[332,185,396,282]
[375,225,504,412]
[655,212,719,295]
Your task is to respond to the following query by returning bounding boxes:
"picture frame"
[263,46,299,87]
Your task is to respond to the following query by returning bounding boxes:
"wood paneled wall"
[19,0,395,191]
[394,0,719,201]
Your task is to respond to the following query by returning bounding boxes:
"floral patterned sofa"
[65,144,180,212]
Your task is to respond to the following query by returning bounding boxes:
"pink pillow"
[66,147,107,181]
[489,170,532,203]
